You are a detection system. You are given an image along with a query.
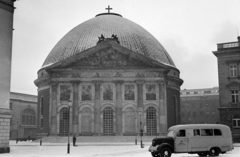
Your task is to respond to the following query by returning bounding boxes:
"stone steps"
[35,136,160,143]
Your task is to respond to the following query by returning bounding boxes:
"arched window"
[103,107,114,136]
[146,107,157,135]
[233,115,240,128]
[22,108,36,126]
[59,107,70,136]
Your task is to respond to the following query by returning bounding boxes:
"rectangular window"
[177,130,186,137]
[200,111,203,117]
[201,129,213,136]
[231,90,239,103]
[41,97,43,115]
[230,64,237,77]
[214,129,222,136]
[233,119,240,127]
[193,129,200,136]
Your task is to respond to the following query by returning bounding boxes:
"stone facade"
[180,87,220,124]
[35,40,183,136]
[0,0,15,153]
[213,36,240,142]
[35,13,183,136]
[10,92,37,140]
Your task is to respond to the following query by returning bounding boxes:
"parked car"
[148,124,234,157]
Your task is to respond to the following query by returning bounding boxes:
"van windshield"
[167,130,175,137]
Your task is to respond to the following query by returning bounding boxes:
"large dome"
[42,13,175,68]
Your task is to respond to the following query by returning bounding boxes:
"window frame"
[230,90,239,103]
[229,64,238,78]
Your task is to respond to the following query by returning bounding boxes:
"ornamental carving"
[64,49,153,68]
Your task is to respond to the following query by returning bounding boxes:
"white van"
[149,124,234,157]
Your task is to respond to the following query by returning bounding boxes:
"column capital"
[135,80,145,84]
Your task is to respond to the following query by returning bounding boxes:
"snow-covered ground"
[2,141,240,157]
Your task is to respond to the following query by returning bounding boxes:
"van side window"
[177,130,186,137]
[201,129,213,136]
[214,129,222,136]
[193,129,200,136]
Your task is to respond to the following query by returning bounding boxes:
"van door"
[175,129,188,152]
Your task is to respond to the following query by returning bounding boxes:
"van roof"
[168,124,230,130]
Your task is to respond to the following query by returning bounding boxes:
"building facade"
[180,87,219,124]
[10,92,37,140]
[213,36,240,142]
[0,0,15,153]
[34,11,183,136]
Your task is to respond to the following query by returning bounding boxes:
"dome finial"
[105,5,112,13]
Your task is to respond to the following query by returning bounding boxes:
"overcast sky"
[11,0,240,95]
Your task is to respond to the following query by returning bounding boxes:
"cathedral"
[34,8,183,136]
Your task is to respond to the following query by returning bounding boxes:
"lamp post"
[16,120,19,143]
[135,115,137,145]
[67,106,70,154]
[139,111,143,148]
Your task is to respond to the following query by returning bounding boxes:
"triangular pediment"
[46,40,170,71]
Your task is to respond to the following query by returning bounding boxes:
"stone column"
[93,81,102,135]
[158,81,168,134]
[136,80,145,132]
[50,81,58,135]
[71,81,80,135]
[115,80,123,135]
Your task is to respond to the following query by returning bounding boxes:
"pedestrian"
[73,135,76,146]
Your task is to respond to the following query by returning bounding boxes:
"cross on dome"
[105,5,112,13]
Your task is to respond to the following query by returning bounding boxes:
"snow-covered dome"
[42,13,175,68]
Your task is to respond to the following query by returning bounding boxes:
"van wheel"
[197,152,208,157]
[209,148,219,156]
[159,147,172,157]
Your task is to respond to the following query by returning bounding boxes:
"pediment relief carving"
[64,49,155,69]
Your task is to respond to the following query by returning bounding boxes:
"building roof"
[180,87,219,97]
[42,13,175,69]
[10,92,37,103]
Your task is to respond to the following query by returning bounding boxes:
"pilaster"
[158,81,167,134]
[50,81,58,135]
[71,81,80,135]
[114,80,123,135]
[136,80,145,132]
[92,81,102,135]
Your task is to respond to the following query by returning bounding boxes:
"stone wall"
[167,87,180,128]
[0,109,11,153]
[38,88,50,134]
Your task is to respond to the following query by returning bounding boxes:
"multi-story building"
[213,36,240,142]
[180,87,220,124]
[0,0,16,153]
[9,92,37,140]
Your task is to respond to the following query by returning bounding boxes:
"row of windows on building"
[15,108,36,126]
[181,111,216,118]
